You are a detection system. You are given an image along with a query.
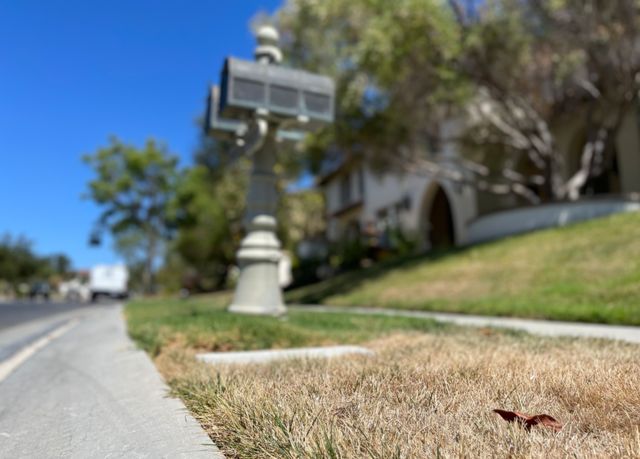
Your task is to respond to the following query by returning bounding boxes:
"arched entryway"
[567,126,622,196]
[423,185,455,250]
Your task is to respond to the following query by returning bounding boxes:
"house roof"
[316,151,362,186]
[329,200,364,218]
[317,160,349,186]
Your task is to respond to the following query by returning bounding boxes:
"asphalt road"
[0,301,221,458]
[0,301,92,365]
[0,300,86,331]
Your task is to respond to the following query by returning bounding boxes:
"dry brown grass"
[158,331,640,458]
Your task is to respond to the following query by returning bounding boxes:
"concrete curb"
[0,304,224,458]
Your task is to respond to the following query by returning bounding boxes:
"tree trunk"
[143,232,157,295]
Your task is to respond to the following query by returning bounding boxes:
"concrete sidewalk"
[0,305,222,458]
[292,305,640,344]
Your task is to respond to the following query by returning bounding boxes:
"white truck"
[59,278,91,303]
[89,264,129,301]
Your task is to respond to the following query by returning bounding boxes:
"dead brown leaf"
[493,409,563,432]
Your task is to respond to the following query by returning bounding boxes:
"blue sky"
[0,0,283,268]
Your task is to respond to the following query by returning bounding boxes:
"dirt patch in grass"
[159,331,640,458]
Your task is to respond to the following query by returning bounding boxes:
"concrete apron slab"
[197,345,374,365]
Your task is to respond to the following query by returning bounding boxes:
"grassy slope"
[125,294,447,356]
[286,212,640,325]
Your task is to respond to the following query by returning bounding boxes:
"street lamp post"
[205,25,334,316]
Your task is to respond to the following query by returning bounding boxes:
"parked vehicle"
[89,264,129,301]
[29,281,51,301]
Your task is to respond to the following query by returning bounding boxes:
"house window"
[343,220,360,241]
[401,194,412,211]
[358,167,366,199]
[376,208,391,249]
[376,208,389,232]
[340,174,352,207]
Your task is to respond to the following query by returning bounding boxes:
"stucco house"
[318,109,640,252]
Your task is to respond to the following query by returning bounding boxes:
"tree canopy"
[0,234,71,292]
[169,147,248,291]
[164,135,326,292]
[83,137,180,293]
[277,0,467,172]
[275,0,640,202]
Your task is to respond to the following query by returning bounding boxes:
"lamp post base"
[228,215,286,316]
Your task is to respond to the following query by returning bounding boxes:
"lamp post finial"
[255,25,282,64]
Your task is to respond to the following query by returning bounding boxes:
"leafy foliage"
[171,164,247,291]
[0,234,71,292]
[0,235,44,288]
[164,133,327,292]
[157,135,248,292]
[83,136,180,293]
[276,0,640,202]
[278,188,326,252]
[277,0,466,173]
[458,0,640,200]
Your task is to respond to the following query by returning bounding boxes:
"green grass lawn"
[286,212,640,325]
[125,294,448,356]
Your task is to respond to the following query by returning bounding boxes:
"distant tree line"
[0,234,72,294]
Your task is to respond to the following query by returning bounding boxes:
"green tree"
[83,137,180,293]
[46,253,72,276]
[278,189,325,252]
[276,0,640,203]
[277,0,466,172]
[451,0,640,201]
[277,0,540,200]
[164,136,248,291]
[171,163,247,291]
[0,234,53,291]
[166,133,322,291]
